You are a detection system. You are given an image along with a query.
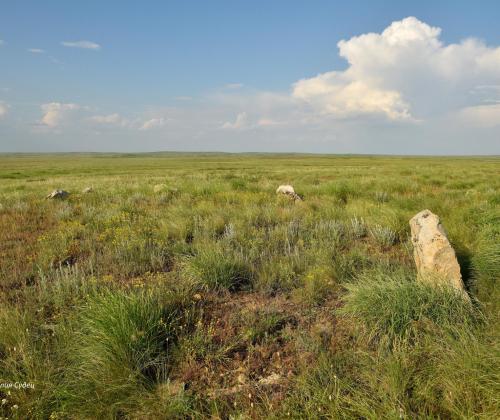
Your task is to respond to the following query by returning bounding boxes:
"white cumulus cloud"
[40,102,80,127]
[140,117,168,130]
[292,16,500,122]
[222,112,249,129]
[61,40,101,50]
[88,113,130,127]
[28,48,45,54]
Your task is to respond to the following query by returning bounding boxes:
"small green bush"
[369,224,397,249]
[184,246,253,291]
[349,216,367,239]
[331,249,372,283]
[294,266,336,306]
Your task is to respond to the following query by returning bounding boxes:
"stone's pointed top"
[410,209,468,297]
[411,209,433,219]
[46,190,69,199]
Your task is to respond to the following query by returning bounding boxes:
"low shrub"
[369,224,397,249]
[349,216,367,239]
[183,245,253,291]
[293,266,336,306]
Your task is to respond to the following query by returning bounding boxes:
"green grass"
[183,244,253,291]
[58,287,186,417]
[0,153,498,418]
[340,268,482,343]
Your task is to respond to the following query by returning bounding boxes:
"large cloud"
[292,17,500,122]
[40,102,80,127]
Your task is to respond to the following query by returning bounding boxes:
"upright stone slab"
[409,209,466,293]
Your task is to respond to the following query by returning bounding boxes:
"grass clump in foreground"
[278,270,497,419]
[183,245,253,291]
[340,269,482,343]
[0,153,498,418]
[59,288,183,415]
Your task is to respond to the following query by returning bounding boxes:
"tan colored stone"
[409,209,466,293]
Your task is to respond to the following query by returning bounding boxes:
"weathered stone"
[409,209,466,294]
[82,187,93,194]
[46,190,69,199]
[276,184,302,201]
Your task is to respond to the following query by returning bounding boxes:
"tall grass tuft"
[340,270,481,343]
[59,287,184,416]
[183,245,253,291]
[369,224,397,249]
[471,225,500,314]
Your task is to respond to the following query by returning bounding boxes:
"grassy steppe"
[0,153,498,419]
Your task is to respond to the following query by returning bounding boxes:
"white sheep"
[276,184,302,201]
[46,190,69,199]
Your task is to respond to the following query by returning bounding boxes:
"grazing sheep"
[276,184,302,201]
[46,190,69,199]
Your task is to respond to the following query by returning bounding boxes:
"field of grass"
[0,153,498,419]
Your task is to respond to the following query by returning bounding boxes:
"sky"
[1,0,500,154]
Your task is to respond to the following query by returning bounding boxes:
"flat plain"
[0,153,498,419]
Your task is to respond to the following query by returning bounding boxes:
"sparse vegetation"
[0,153,498,418]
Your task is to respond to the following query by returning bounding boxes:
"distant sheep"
[276,184,302,201]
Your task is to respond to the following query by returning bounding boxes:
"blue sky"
[1,1,500,154]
